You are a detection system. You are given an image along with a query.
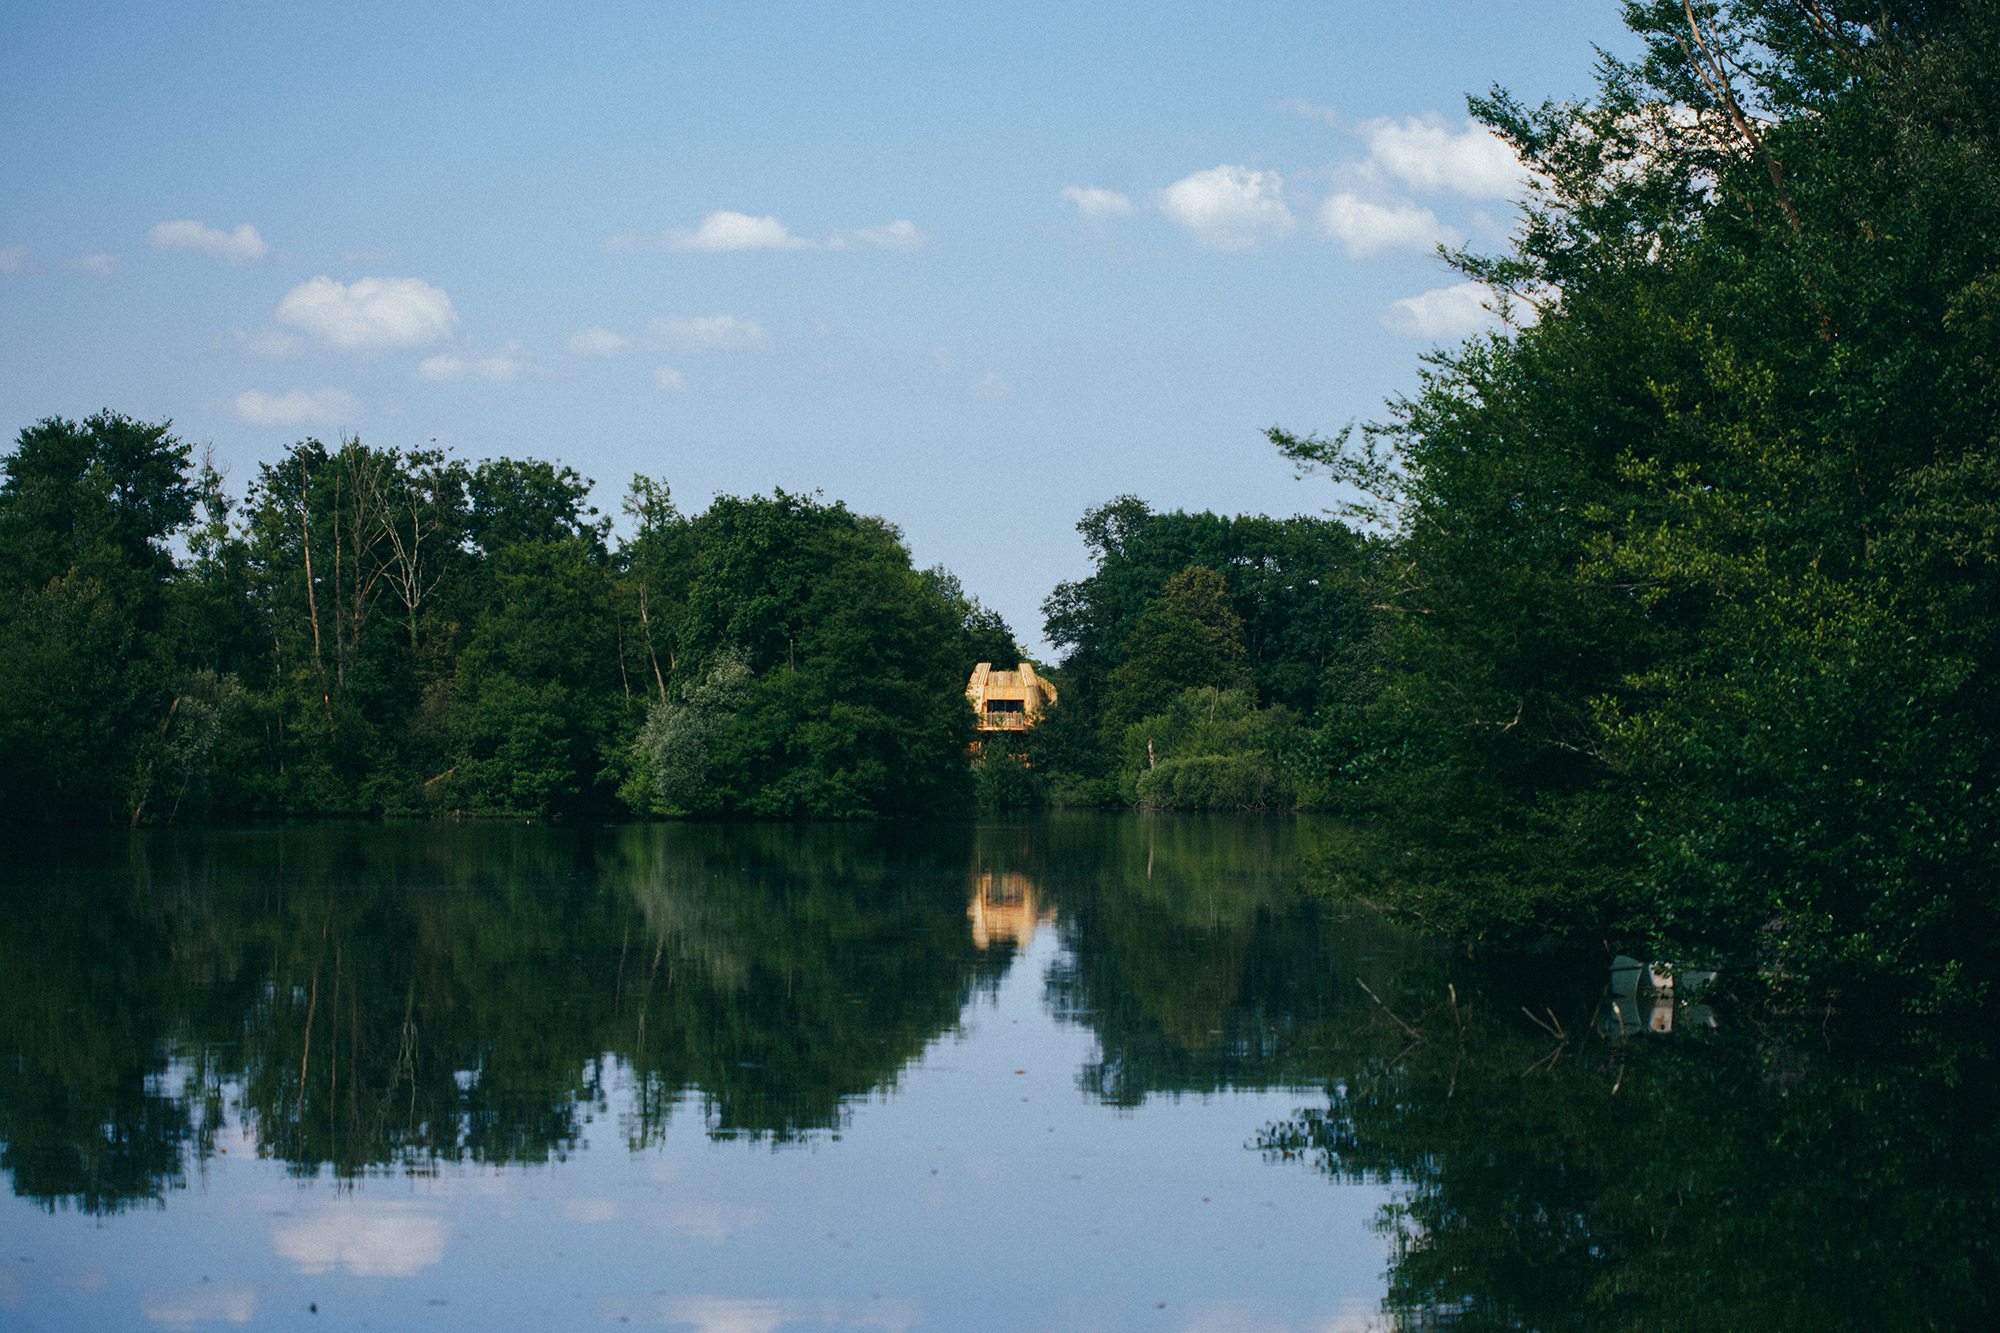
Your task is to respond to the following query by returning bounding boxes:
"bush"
[1133,753,1290,810]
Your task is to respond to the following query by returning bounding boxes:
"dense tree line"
[1274,0,2000,1002]
[0,423,1017,824]
[976,498,1370,809]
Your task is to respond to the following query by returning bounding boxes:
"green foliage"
[1038,506,1369,804]
[629,650,754,813]
[0,413,196,825]
[664,491,977,819]
[1119,686,1296,810]
[1103,565,1253,732]
[970,732,1047,808]
[0,425,1003,824]
[1043,497,1369,724]
[1282,1,2000,997]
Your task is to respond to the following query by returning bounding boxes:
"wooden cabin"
[966,662,1057,732]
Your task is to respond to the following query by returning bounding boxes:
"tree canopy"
[1277,0,2000,1004]
[0,432,1005,825]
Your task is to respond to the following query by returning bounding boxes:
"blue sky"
[0,0,1632,651]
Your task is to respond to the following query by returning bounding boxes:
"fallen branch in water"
[1358,979,1423,1041]
[1523,1006,1564,1040]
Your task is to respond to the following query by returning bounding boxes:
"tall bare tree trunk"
[638,584,668,701]
[300,475,325,679]
[332,468,344,686]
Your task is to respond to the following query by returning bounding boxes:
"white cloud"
[612,210,814,254]
[1285,98,1342,126]
[77,252,117,276]
[1060,186,1134,220]
[141,1282,257,1325]
[1379,281,1502,338]
[0,244,28,273]
[566,325,629,357]
[650,314,770,353]
[969,370,1009,398]
[1359,114,1531,199]
[611,211,927,254]
[233,325,305,358]
[232,387,360,425]
[269,1202,446,1278]
[417,342,533,383]
[1157,165,1295,251]
[1317,193,1461,258]
[835,219,927,251]
[653,365,688,392]
[273,275,459,351]
[147,220,268,262]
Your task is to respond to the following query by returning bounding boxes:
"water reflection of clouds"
[267,1200,447,1276]
[1169,1300,1389,1333]
[647,1200,766,1241]
[560,1196,623,1223]
[631,1294,926,1333]
[140,1281,258,1325]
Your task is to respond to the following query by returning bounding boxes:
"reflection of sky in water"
[1,927,1391,1332]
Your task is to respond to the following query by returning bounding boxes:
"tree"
[1103,565,1253,731]
[0,413,196,824]
[1279,0,2000,1000]
[666,492,978,819]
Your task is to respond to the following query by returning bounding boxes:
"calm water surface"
[3,816,1997,1331]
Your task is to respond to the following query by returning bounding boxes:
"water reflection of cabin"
[967,871,1048,949]
[966,662,1057,732]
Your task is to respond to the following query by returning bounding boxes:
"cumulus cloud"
[232,387,360,425]
[417,343,534,383]
[233,326,304,358]
[273,275,459,351]
[566,326,629,357]
[1359,114,1531,199]
[650,314,770,353]
[269,1202,446,1278]
[611,211,813,254]
[1284,98,1342,126]
[147,220,268,262]
[141,1282,257,1325]
[1379,282,1502,338]
[1317,193,1461,258]
[1158,165,1295,251]
[832,220,927,251]
[653,365,688,392]
[76,253,117,276]
[1061,186,1134,220]
[0,244,28,273]
[610,211,926,254]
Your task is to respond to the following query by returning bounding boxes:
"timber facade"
[966,662,1057,732]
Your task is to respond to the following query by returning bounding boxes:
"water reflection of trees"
[979,814,1413,1105]
[0,823,1014,1212]
[1257,956,2000,1332]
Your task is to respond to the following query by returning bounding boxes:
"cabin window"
[985,699,1025,712]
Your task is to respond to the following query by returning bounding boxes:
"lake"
[2,816,1995,1331]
